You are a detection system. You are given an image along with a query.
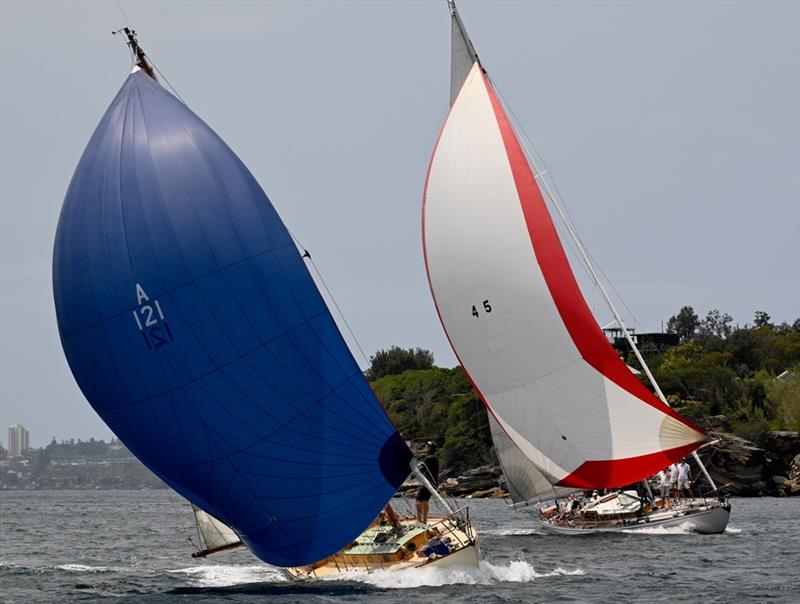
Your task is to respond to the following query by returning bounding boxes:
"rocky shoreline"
[697,426,800,497]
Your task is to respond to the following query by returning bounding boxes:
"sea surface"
[1,491,797,603]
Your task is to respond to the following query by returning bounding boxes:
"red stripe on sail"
[556,442,701,489]
[481,73,703,437]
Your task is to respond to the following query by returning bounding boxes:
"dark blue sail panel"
[53,70,412,567]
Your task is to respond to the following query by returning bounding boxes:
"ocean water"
[1,491,797,603]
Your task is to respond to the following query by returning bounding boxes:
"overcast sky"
[1,1,798,447]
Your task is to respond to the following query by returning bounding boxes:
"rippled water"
[1,491,797,602]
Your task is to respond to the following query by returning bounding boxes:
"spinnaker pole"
[410,458,455,516]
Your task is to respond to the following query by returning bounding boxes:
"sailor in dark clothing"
[415,441,439,525]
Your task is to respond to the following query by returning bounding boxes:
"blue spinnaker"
[53,70,411,567]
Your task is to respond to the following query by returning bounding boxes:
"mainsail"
[53,58,412,566]
[423,3,706,493]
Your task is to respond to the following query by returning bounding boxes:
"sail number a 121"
[132,283,174,350]
[471,299,492,318]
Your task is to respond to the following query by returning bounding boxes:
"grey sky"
[1,0,798,447]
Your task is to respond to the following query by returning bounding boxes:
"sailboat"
[422,1,730,534]
[52,27,477,575]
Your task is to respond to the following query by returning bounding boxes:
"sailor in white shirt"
[677,459,693,498]
[657,468,671,505]
[669,463,680,498]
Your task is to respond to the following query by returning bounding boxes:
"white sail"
[192,505,243,557]
[424,52,706,490]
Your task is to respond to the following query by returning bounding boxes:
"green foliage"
[765,364,800,431]
[370,365,494,474]
[731,407,771,446]
[651,307,800,438]
[652,342,738,413]
[753,310,772,328]
[697,308,733,346]
[666,306,699,343]
[365,346,435,381]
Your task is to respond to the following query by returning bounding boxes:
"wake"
[166,560,584,589]
[319,560,583,588]
[483,528,540,536]
[168,564,288,587]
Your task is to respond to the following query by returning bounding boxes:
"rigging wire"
[150,61,187,105]
[115,0,132,28]
[165,486,200,551]
[286,229,372,367]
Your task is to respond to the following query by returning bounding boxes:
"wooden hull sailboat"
[192,502,479,577]
[52,27,479,576]
[422,1,729,535]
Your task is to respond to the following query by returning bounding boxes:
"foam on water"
[725,526,743,534]
[56,564,122,573]
[319,560,583,588]
[483,528,540,536]
[620,523,695,535]
[168,564,289,587]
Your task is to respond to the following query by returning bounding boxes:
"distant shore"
[3,429,797,497]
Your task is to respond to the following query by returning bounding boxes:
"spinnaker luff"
[423,2,707,499]
[53,41,411,567]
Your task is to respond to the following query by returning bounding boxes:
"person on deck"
[669,462,680,499]
[415,441,440,525]
[677,459,693,499]
[657,467,671,506]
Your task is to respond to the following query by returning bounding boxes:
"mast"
[525,145,718,491]
[113,27,158,81]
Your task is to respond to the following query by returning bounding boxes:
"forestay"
[53,69,412,567]
[423,5,706,492]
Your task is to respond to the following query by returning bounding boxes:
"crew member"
[415,441,440,525]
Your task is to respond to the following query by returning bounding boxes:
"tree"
[698,309,733,340]
[666,306,699,343]
[370,365,493,474]
[766,363,800,431]
[365,346,435,381]
[753,310,772,328]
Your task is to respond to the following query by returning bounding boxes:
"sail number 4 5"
[471,300,492,318]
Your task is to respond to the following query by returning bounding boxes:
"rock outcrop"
[696,430,800,496]
[397,464,507,499]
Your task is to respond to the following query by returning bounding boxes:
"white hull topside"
[425,540,480,569]
[539,503,731,535]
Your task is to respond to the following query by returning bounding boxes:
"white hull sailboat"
[538,492,730,535]
[422,1,729,536]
